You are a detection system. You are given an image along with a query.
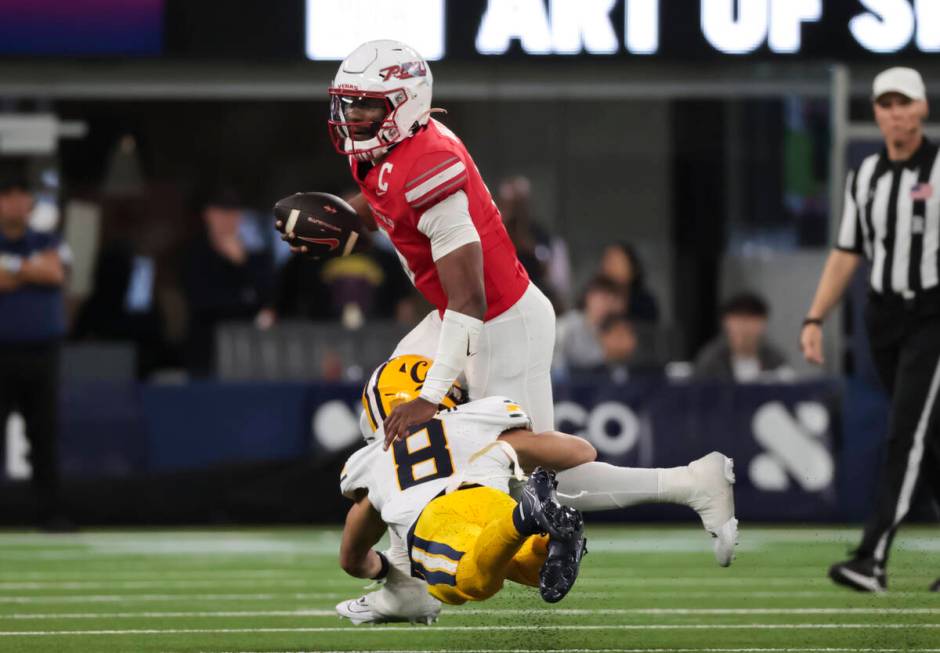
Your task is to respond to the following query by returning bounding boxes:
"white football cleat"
[336,592,439,625]
[335,559,441,626]
[687,452,738,567]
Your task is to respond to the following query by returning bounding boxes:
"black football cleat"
[828,557,886,593]
[513,467,561,536]
[513,467,589,603]
[539,504,587,603]
[930,578,940,592]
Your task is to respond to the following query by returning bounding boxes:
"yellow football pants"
[409,486,549,605]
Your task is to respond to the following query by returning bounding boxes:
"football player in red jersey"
[315,39,554,446]
[283,40,739,625]
[284,40,558,624]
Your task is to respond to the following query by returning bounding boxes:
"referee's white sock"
[554,461,694,511]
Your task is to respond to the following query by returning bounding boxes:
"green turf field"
[0,525,937,653]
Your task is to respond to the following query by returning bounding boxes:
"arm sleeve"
[416,191,481,261]
[419,309,483,405]
[835,170,864,254]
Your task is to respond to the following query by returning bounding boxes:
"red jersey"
[351,119,529,321]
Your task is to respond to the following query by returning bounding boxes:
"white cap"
[872,67,926,101]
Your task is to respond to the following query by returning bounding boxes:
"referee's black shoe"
[828,557,886,592]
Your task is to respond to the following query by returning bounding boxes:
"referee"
[0,169,70,530]
[801,67,939,592]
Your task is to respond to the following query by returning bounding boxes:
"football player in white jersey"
[339,394,594,606]
[336,355,738,625]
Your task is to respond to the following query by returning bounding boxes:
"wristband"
[371,550,390,580]
[802,317,823,328]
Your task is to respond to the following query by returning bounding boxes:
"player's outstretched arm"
[383,241,486,448]
[339,493,390,580]
[498,429,597,473]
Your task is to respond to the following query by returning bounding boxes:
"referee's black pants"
[857,294,940,566]
[0,343,62,521]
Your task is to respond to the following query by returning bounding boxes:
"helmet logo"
[379,61,427,81]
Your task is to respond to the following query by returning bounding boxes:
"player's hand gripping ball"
[273,192,361,259]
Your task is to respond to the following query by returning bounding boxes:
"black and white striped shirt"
[837,138,940,296]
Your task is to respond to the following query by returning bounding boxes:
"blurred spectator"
[321,254,385,329]
[0,170,71,530]
[694,292,791,382]
[497,175,572,309]
[566,313,642,384]
[597,313,639,383]
[598,242,659,323]
[263,230,413,326]
[555,275,625,373]
[183,189,273,377]
[72,241,167,378]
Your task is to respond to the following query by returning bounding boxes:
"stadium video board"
[0,0,163,56]
[304,0,940,61]
[1,1,938,61]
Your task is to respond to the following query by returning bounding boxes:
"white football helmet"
[329,40,433,161]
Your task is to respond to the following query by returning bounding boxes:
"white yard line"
[0,589,929,603]
[206,649,940,653]
[0,592,348,604]
[3,607,940,620]
[0,569,305,581]
[2,624,940,636]
[0,579,314,590]
[0,577,856,591]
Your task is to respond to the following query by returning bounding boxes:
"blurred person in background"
[72,240,167,378]
[694,292,790,383]
[184,188,273,377]
[554,275,625,375]
[801,67,940,593]
[595,313,640,384]
[497,175,571,310]
[0,169,72,530]
[263,229,414,327]
[598,242,659,323]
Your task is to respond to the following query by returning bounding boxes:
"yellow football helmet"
[361,354,466,434]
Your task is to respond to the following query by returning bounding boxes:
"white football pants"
[391,282,556,432]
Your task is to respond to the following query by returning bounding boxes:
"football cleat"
[336,591,440,625]
[513,467,562,536]
[513,467,588,603]
[930,578,940,592]
[687,452,738,567]
[539,505,587,603]
[828,557,886,593]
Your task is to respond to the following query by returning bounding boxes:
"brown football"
[273,192,361,259]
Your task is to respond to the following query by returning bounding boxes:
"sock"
[555,461,693,511]
[456,512,528,601]
[511,502,528,534]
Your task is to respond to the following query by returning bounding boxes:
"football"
[273,191,361,259]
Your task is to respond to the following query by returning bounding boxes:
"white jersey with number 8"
[339,397,531,542]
